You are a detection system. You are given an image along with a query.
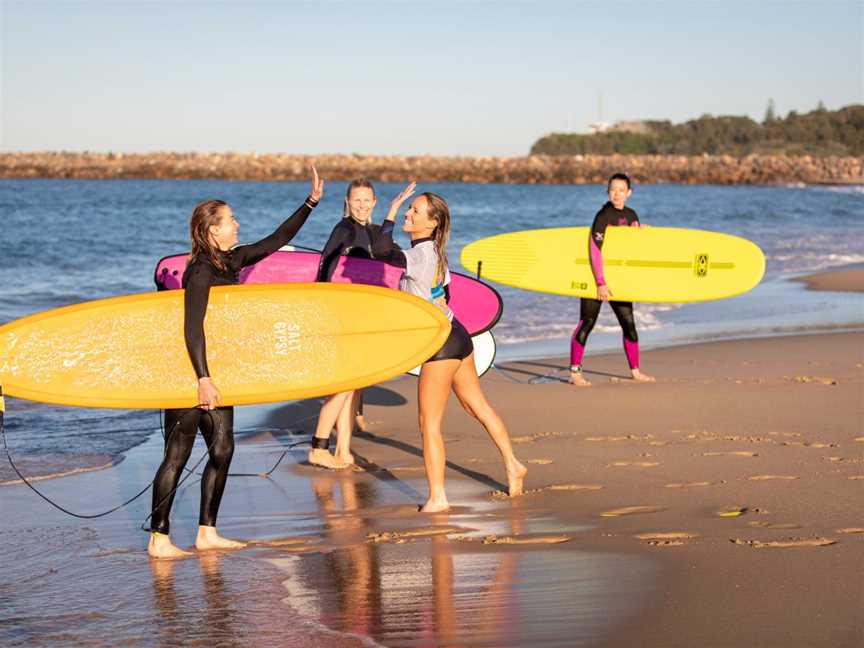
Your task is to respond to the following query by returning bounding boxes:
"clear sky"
[1,0,861,156]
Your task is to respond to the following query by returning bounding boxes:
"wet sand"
[2,330,861,646]
[794,265,864,293]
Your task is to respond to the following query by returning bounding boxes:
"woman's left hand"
[309,165,324,202]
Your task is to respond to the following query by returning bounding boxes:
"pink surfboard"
[154,249,502,335]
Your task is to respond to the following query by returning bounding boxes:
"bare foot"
[569,371,591,386]
[308,448,349,469]
[148,532,192,559]
[420,496,450,513]
[334,452,355,466]
[506,459,528,496]
[354,414,368,432]
[631,369,655,382]
[195,526,246,551]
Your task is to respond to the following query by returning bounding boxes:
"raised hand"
[309,165,324,202]
[386,181,416,220]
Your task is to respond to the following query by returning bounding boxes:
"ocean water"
[1,178,862,480]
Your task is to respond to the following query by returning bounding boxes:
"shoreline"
[1,152,862,185]
[4,262,861,486]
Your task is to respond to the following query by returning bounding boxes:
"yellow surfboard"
[0,283,450,409]
[461,227,765,303]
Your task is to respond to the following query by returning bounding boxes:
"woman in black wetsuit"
[148,167,324,559]
[309,179,385,469]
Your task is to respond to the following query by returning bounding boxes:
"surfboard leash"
[0,396,215,521]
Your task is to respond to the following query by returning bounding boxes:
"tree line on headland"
[531,105,864,157]
[0,106,860,186]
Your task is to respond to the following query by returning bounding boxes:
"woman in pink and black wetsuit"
[569,173,655,387]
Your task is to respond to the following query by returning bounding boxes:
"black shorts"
[427,318,474,363]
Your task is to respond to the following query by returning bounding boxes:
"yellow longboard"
[461,227,765,302]
[0,283,451,409]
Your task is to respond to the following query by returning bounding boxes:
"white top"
[400,240,453,321]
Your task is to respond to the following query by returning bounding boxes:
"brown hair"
[343,178,376,220]
[189,199,229,272]
[420,192,451,283]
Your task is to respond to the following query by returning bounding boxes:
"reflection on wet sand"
[268,468,651,648]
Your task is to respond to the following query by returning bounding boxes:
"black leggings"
[570,299,641,370]
[573,299,638,346]
[150,407,235,534]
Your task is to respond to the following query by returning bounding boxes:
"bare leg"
[418,360,461,512]
[334,390,356,465]
[148,532,192,559]
[452,353,527,496]
[353,390,367,432]
[309,392,353,469]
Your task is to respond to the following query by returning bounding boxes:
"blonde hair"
[420,192,451,283]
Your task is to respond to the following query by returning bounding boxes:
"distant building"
[587,120,652,135]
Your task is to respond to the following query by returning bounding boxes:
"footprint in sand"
[511,431,561,445]
[829,457,864,464]
[703,451,758,457]
[584,434,655,442]
[849,476,864,480]
[731,537,836,548]
[785,375,838,386]
[601,506,664,517]
[836,528,864,534]
[546,483,603,491]
[493,483,603,499]
[367,526,465,544]
[527,458,554,465]
[609,461,659,467]
[634,532,698,547]
[665,481,714,489]
[768,431,802,438]
[748,522,801,529]
[748,475,799,481]
[782,441,836,448]
[480,534,572,545]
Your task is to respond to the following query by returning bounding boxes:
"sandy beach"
[794,266,864,293]
[2,326,861,646]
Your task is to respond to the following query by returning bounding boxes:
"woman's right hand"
[597,284,612,302]
[309,165,324,203]
[198,377,221,410]
[386,181,416,221]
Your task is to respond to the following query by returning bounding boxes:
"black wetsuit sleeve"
[317,221,349,282]
[231,197,318,269]
[183,263,214,379]
[444,284,451,303]
[370,220,407,268]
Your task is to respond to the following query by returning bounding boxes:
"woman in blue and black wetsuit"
[372,182,526,512]
[148,167,324,559]
[308,179,388,469]
[569,173,655,387]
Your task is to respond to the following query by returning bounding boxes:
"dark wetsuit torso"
[316,218,387,282]
[571,202,641,371]
[151,197,317,534]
